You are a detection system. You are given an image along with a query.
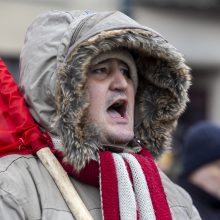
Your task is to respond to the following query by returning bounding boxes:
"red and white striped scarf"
[60,147,172,220]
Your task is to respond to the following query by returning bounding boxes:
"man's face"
[86,58,135,146]
[190,159,220,199]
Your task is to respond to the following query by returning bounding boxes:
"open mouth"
[107,100,127,118]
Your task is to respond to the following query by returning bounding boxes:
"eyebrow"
[95,59,128,67]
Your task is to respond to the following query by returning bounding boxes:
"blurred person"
[178,121,220,220]
[0,10,201,219]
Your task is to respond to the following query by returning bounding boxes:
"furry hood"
[19,10,191,171]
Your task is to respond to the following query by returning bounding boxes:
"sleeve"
[191,205,202,220]
[158,169,202,220]
[172,183,202,220]
[0,188,25,220]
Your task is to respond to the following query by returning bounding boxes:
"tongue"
[108,109,122,118]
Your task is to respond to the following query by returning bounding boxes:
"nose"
[109,68,128,91]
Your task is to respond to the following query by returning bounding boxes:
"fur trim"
[56,28,191,171]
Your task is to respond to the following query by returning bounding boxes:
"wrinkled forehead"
[91,58,129,67]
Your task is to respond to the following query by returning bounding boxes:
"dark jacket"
[179,177,220,220]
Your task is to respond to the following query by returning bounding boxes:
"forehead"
[92,58,128,66]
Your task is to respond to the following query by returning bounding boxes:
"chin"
[104,130,134,146]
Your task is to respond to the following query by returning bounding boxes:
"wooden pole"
[37,147,94,220]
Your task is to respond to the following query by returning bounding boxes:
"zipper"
[70,11,96,45]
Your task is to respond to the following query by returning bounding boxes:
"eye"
[91,67,107,75]
[88,64,109,80]
[120,67,130,79]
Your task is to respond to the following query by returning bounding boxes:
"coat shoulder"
[0,154,73,220]
[159,170,201,220]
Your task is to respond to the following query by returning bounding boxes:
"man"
[0,10,201,219]
[178,121,220,220]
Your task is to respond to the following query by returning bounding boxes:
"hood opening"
[57,28,191,171]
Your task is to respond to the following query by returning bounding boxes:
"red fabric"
[0,59,50,157]
[134,147,172,220]
[60,151,120,220]
[99,152,120,220]
[59,153,99,187]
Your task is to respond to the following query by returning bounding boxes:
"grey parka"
[0,10,201,219]
[0,154,200,219]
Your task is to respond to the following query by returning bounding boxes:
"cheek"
[87,83,106,111]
